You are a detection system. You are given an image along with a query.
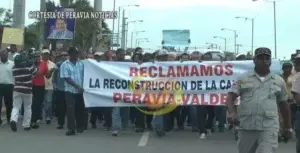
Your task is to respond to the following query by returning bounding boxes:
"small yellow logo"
[129,74,183,115]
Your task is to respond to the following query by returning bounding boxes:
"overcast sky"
[2,0,299,59]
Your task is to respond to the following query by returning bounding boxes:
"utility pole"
[125,22,128,49]
[13,0,26,29]
[92,0,103,52]
[117,6,121,47]
[236,44,242,54]
[120,10,126,49]
[111,0,116,49]
[273,1,277,59]
[12,0,27,49]
[130,32,133,48]
[39,0,46,50]
[234,30,237,54]
[251,18,254,55]
[221,28,237,54]
[236,17,254,55]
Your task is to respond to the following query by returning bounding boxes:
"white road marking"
[138,132,150,147]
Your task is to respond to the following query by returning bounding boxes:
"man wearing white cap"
[41,49,56,124]
[94,52,103,62]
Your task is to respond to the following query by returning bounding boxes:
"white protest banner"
[83,59,281,108]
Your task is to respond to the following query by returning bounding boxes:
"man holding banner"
[60,47,85,136]
[226,47,292,153]
[112,49,129,136]
[151,50,169,137]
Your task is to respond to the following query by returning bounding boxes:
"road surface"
[0,120,296,153]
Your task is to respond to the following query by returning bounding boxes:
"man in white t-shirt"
[41,49,56,124]
[0,50,14,125]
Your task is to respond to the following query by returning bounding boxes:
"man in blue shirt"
[53,51,68,129]
[60,47,85,136]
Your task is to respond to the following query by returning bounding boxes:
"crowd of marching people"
[0,44,253,138]
[1,44,300,152]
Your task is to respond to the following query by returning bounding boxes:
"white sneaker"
[199,133,207,139]
[207,129,212,136]
[37,119,42,124]
[112,131,119,136]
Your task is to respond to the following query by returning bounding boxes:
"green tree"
[0,8,13,46]
[24,22,40,49]
[24,1,57,49]
[0,8,13,27]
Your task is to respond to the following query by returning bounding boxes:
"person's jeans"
[152,114,164,130]
[215,106,227,129]
[196,105,208,134]
[31,86,45,123]
[135,107,146,129]
[54,90,66,126]
[65,92,85,131]
[189,106,198,129]
[205,106,215,130]
[178,106,189,126]
[152,108,165,131]
[103,107,112,128]
[121,107,129,128]
[43,90,53,119]
[295,111,300,153]
[90,107,102,124]
[0,84,13,122]
[112,107,129,132]
[10,92,32,128]
[291,103,297,129]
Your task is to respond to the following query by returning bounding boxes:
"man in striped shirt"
[10,55,38,132]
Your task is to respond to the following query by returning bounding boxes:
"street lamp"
[206,42,217,49]
[134,30,145,47]
[253,0,277,59]
[221,28,237,54]
[236,44,242,54]
[117,4,139,46]
[130,30,145,48]
[137,38,148,41]
[137,38,148,46]
[126,20,143,49]
[236,16,254,55]
[137,40,149,46]
[128,20,143,23]
[214,36,227,52]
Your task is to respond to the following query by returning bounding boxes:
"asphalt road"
[0,120,296,153]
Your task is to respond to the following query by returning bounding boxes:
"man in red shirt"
[31,50,49,129]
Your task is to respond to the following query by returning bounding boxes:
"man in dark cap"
[60,47,85,136]
[226,47,292,153]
